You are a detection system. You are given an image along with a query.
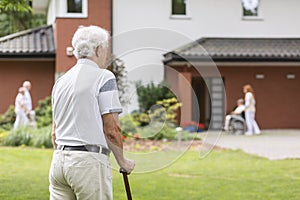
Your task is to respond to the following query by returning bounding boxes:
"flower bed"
[182,121,205,133]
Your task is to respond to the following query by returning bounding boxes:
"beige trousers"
[49,150,113,200]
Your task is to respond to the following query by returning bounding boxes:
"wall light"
[255,74,265,79]
[286,74,296,80]
[66,47,74,56]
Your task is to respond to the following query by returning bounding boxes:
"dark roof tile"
[0,25,55,58]
[164,38,300,63]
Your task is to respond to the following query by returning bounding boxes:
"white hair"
[72,25,109,59]
[23,81,31,90]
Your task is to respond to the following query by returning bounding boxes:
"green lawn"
[0,147,299,200]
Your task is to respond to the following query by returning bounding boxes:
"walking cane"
[120,168,132,200]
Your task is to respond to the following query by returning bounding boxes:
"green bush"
[35,96,52,128]
[151,97,182,124]
[1,126,52,148]
[4,127,32,146]
[137,122,178,140]
[0,105,15,130]
[0,130,10,145]
[30,126,52,148]
[119,114,139,135]
[131,112,150,126]
[135,81,175,112]
[179,132,202,141]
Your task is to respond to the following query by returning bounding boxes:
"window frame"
[241,0,263,21]
[170,0,191,20]
[57,0,88,18]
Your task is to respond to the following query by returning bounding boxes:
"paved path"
[204,130,300,160]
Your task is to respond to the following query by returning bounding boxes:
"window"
[242,0,260,18]
[57,0,87,18]
[171,0,190,19]
[67,0,82,13]
[172,0,186,15]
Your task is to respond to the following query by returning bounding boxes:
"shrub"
[30,126,52,148]
[4,127,32,146]
[119,114,139,135]
[110,56,129,105]
[0,130,10,145]
[0,105,15,130]
[135,81,175,112]
[35,96,52,128]
[1,125,52,148]
[131,112,150,126]
[137,122,178,140]
[152,97,182,124]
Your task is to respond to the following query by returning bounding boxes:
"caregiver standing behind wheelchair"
[243,84,261,136]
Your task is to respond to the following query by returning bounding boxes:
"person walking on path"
[49,25,135,200]
[22,81,36,127]
[243,84,261,136]
[22,81,32,113]
[13,87,28,129]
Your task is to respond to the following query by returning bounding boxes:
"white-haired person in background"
[14,87,28,129]
[49,25,135,200]
[22,80,36,127]
[223,98,245,131]
[22,81,32,113]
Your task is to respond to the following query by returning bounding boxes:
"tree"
[135,81,175,112]
[0,0,46,37]
[110,56,129,105]
[0,0,32,13]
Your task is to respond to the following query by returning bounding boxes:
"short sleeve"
[235,105,245,114]
[97,71,123,115]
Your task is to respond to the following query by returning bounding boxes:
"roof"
[163,37,300,64]
[0,25,55,59]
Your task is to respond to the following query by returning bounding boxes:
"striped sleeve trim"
[99,79,118,93]
[109,108,123,113]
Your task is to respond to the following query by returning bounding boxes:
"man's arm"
[51,122,57,149]
[102,113,135,174]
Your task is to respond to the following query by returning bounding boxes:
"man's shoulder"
[101,69,115,77]
[99,69,116,82]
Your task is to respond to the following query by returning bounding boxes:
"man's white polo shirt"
[52,59,122,148]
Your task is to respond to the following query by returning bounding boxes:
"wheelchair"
[228,113,246,135]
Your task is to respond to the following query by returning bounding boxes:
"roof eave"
[163,53,300,65]
[0,52,56,59]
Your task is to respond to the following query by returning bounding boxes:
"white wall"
[32,0,49,14]
[47,0,57,25]
[114,0,300,38]
[114,0,300,112]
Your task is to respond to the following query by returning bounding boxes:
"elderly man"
[22,81,32,112]
[49,25,135,200]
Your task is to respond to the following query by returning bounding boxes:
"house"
[1,0,300,129]
[47,0,111,74]
[0,0,112,113]
[0,25,55,114]
[112,0,300,129]
[163,38,300,129]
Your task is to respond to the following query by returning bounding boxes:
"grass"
[0,147,300,200]
[0,147,52,200]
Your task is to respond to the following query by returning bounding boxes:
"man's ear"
[95,46,100,57]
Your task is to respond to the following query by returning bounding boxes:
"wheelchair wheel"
[232,120,245,135]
